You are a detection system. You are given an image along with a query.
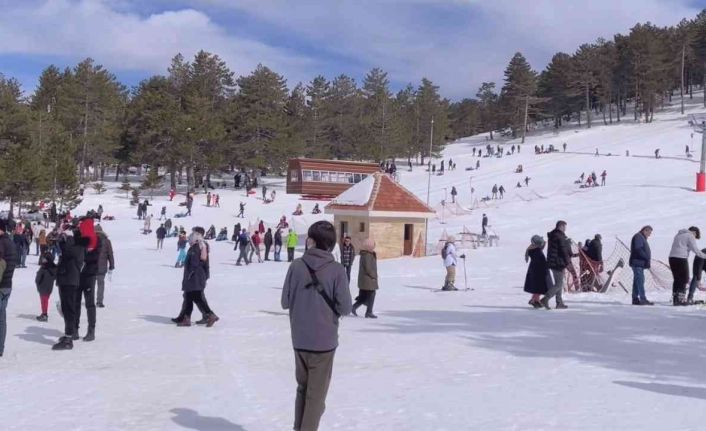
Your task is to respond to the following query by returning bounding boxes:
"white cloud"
[0,0,317,86]
[0,0,701,98]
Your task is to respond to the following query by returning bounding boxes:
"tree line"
[3,11,706,212]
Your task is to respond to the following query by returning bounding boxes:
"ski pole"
[460,254,468,290]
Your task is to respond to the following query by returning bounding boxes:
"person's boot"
[83,328,95,342]
[36,313,48,322]
[639,299,654,306]
[539,297,551,310]
[206,313,219,327]
[177,317,191,327]
[97,303,105,308]
[71,332,80,341]
[632,298,640,305]
[351,303,360,317]
[555,302,568,309]
[195,316,208,325]
[52,336,73,351]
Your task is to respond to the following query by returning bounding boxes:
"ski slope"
[4,97,706,430]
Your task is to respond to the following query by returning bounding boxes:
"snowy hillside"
[5,96,706,431]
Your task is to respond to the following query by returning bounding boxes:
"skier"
[482,214,488,236]
[540,220,573,309]
[352,239,379,316]
[491,184,498,199]
[287,229,298,262]
[441,236,458,291]
[0,220,17,357]
[340,236,355,281]
[156,224,167,250]
[524,235,549,308]
[264,228,273,261]
[274,228,283,262]
[629,226,654,306]
[280,221,352,431]
[35,252,57,321]
[668,227,706,305]
[95,225,115,308]
[600,170,607,186]
[160,206,166,221]
[175,231,188,268]
[235,229,251,266]
[450,186,458,204]
[172,227,218,327]
[498,185,505,199]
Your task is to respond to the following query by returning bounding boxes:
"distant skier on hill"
[450,186,458,203]
[655,148,660,159]
[601,170,607,186]
[482,214,488,236]
[491,184,498,199]
[498,185,505,199]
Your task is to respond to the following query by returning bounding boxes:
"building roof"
[291,158,379,169]
[325,172,435,217]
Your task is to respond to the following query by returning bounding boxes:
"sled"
[600,258,625,293]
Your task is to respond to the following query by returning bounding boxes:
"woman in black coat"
[35,252,57,321]
[524,235,549,309]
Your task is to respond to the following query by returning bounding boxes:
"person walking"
[35,252,57,321]
[482,214,488,236]
[160,206,167,221]
[156,224,167,250]
[287,229,298,262]
[524,235,549,308]
[450,186,458,204]
[0,220,17,357]
[274,228,283,262]
[172,227,218,327]
[13,228,28,269]
[340,236,355,281]
[353,239,379,316]
[600,170,607,186]
[498,185,505,199]
[541,220,573,309]
[52,224,86,351]
[175,231,188,268]
[206,192,211,207]
[251,231,263,263]
[236,229,251,266]
[76,218,100,342]
[94,225,115,308]
[629,226,654,306]
[238,202,246,218]
[492,184,498,199]
[264,228,273,261]
[668,227,706,305]
[281,221,352,431]
[441,236,458,291]
[186,195,193,216]
[688,246,706,303]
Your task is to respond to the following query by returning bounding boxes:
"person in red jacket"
[250,231,263,263]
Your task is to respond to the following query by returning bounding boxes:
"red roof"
[325,173,434,214]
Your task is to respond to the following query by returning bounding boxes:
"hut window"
[337,172,346,183]
[303,170,313,182]
[354,173,362,183]
[359,222,366,233]
[346,173,354,184]
[290,170,299,182]
[321,171,330,182]
[312,171,321,181]
[362,174,368,180]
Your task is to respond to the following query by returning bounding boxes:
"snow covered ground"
[4,97,706,430]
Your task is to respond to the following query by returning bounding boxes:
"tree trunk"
[602,105,607,125]
[521,96,529,144]
[100,163,105,182]
[585,85,591,129]
[170,166,176,189]
[703,60,706,108]
[114,164,120,182]
[634,81,639,121]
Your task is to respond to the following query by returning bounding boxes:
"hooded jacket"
[35,262,57,295]
[629,232,651,269]
[281,248,352,352]
[0,233,17,289]
[669,229,706,260]
[287,232,298,248]
[57,232,86,287]
[182,238,209,292]
[96,231,115,275]
[546,228,572,270]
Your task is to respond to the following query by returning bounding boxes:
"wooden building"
[286,158,380,197]
[325,172,435,259]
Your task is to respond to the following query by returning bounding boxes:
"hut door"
[403,224,414,255]
[340,221,349,238]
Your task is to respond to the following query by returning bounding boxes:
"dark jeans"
[178,291,213,318]
[58,285,79,336]
[0,288,10,355]
[76,275,97,333]
[631,266,647,302]
[353,290,376,315]
[264,244,272,260]
[294,349,336,431]
[274,245,282,261]
[237,246,250,265]
[669,257,690,301]
[288,247,295,262]
[343,265,352,281]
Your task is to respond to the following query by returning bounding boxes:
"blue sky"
[1,0,705,100]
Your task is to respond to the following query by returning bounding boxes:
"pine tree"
[119,178,131,198]
[361,68,392,160]
[538,53,580,128]
[476,82,499,139]
[92,182,107,194]
[500,53,537,141]
[305,76,330,157]
[141,167,162,199]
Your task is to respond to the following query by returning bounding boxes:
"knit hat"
[531,235,545,247]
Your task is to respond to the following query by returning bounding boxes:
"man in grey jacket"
[669,227,706,305]
[95,225,115,308]
[281,221,352,431]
